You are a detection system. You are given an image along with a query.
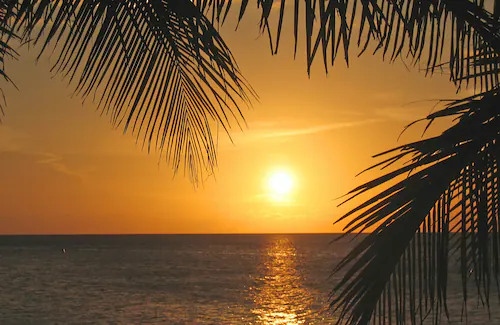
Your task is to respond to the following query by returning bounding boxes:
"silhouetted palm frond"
[330,88,500,325]
[1,0,254,183]
[327,2,500,324]
[199,0,500,91]
[1,1,498,180]
[0,0,19,120]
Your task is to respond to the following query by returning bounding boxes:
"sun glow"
[267,170,294,201]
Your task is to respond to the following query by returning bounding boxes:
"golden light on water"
[250,237,313,324]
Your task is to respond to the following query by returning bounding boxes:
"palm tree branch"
[4,0,254,184]
[331,88,500,325]
[198,0,500,90]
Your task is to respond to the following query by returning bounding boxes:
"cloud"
[257,119,381,138]
[0,126,87,182]
[0,126,30,152]
[36,152,88,182]
[375,106,434,122]
[228,118,381,145]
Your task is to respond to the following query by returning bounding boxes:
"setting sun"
[268,170,294,196]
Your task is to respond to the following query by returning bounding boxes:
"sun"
[268,170,294,196]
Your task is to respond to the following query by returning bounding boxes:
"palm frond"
[3,0,254,183]
[0,0,20,121]
[0,0,498,177]
[330,88,500,325]
[199,0,500,91]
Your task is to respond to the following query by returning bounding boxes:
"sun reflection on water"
[250,236,314,325]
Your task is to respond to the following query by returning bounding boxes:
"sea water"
[0,234,497,324]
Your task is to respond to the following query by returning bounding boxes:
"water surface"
[0,234,496,324]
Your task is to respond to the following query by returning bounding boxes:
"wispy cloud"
[375,106,435,122]
[0,126,30,152]
[255,119,381,139]
[227,118,381,146]
[0,126,88,182]
[36,153,88,183]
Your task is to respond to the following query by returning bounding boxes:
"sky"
[0,4,467,234]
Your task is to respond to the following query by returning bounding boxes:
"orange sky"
[0,6,466,234]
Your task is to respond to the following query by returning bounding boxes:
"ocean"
[0,234,496,324]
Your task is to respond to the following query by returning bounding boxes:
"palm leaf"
[198,0,500,91]
[330,88,500,325]
[0,0,20,120]
[1,0,254,183]
[1,0,499,178]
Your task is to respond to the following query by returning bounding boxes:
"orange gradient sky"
[0,6,465,234]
